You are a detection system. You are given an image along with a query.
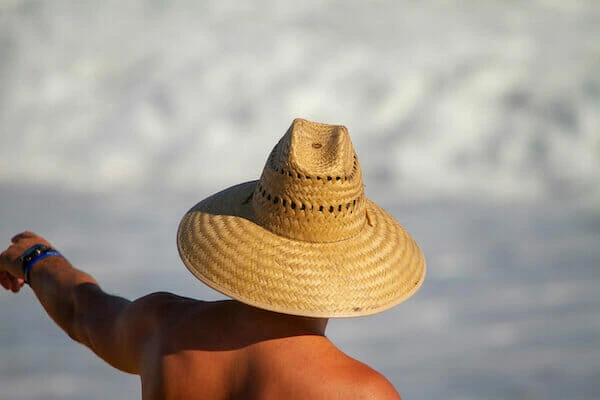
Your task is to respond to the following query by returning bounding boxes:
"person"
[0,118,426,400]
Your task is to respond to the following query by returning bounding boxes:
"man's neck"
[233,301,329,338]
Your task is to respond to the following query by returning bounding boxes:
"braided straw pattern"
[253,119,365,242]
[177,119,426,318]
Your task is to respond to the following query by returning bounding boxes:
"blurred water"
[1,185,598,400]
[1,0,599,399]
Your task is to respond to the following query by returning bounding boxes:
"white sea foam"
[1,0,598,205]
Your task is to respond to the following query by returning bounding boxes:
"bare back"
[139,298,401,400]
[1,233,404,400]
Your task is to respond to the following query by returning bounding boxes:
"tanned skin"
[1,231,402,400]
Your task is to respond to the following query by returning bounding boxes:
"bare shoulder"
[289,341,402,400]
[130,291,200,317]
[356,368,402,400]
[134,291,196,306]
[336,359,402,400]
[121,292,205,338]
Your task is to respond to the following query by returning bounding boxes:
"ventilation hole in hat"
[336,176,341,181]
[256,186,362,217]
[288,172,293,177]
[327,176,333,181]
[297,173,303,179]
[316,176,322,180]
[280,169,285,175]
[305,175,311,179]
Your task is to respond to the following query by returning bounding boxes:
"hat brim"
[177,181,426,318]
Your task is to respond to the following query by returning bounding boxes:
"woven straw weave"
[177,118,425,317]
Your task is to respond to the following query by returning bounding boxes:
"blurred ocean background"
[1,1,599,399]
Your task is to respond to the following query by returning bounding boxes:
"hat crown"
[252,118,367,242]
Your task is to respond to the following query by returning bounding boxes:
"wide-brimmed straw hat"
[177,118,425,318]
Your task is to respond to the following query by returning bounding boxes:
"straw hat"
[177,118,425,318]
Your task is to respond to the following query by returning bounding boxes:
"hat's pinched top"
[252,118,367,243]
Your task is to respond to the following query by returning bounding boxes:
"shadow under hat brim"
[177,181,426,318]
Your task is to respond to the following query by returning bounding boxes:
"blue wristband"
[23,250,63,284]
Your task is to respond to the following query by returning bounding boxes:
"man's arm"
[0,231,172,374]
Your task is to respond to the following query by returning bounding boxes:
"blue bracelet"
[23,250,63,284]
